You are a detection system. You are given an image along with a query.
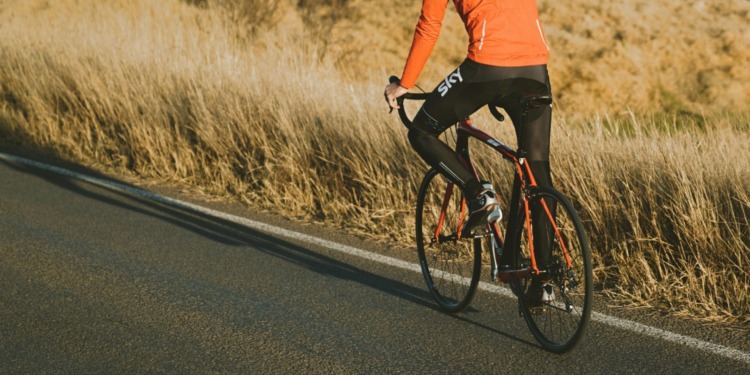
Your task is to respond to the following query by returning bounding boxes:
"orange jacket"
[400,0,550,88]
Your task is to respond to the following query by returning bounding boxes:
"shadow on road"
[0,150,536,348]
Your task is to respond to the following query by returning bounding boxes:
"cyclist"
[384,0,554,306]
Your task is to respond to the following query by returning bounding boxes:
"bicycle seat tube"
[455,119,480,182]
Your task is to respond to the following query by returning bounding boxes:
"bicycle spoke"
[416,169,482,313]
[514,187,593,353]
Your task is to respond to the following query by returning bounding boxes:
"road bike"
[389,76,593,353]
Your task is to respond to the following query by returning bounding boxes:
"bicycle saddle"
[520,94,552,110]
[488,93,552,122]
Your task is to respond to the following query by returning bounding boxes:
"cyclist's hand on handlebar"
[384,82,408,112]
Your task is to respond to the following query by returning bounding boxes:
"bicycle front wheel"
[416,169,482,313]
[513,186,593,353]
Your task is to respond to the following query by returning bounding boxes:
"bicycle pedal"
[461,226,489,239]
[471,229,491,238]
[528,305,547,315]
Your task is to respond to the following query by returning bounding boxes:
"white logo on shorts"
[438,68,463,97]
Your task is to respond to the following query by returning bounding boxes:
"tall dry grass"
[0,0,748,325]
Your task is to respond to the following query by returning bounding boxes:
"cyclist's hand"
[384,82,408,112]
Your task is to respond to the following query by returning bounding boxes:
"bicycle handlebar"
[388,75,505,128]
[388,76,429,128]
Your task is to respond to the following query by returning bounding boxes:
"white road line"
[2,151,749,364]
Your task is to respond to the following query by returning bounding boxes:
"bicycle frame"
[398,76,593,350]
[435,117,573,277]
[387,74,571,279]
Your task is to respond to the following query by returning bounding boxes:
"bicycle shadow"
[458,319,537,349]
[0,150,537,349]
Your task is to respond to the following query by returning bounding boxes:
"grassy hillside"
[1,0,748,325]
[318,0,750,115]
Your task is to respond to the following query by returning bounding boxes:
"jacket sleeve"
[400,0,450,89]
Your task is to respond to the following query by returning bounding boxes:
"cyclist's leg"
[495,66,554,268]
[498,106,554,268]
[408,116,483,197]
[407,59,489,198]
[518,103,554,268]
[526,109,554,269]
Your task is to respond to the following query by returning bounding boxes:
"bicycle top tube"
[458,120,518,162]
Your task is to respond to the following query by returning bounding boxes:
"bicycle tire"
[416,168,482,313]
[512,186,593,353]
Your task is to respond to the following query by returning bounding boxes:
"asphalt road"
[1,151,749,374]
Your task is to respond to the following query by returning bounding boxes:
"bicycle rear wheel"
[513,186,593,353]
[416,169,482,313]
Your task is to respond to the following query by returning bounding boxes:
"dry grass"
[1,0,748,325]
[556,115,750,321]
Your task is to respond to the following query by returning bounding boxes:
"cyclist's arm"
[400,0,450,89]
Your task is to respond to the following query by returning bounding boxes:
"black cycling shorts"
[411,58,552,162]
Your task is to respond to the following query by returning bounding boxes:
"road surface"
[1,150,749,374]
